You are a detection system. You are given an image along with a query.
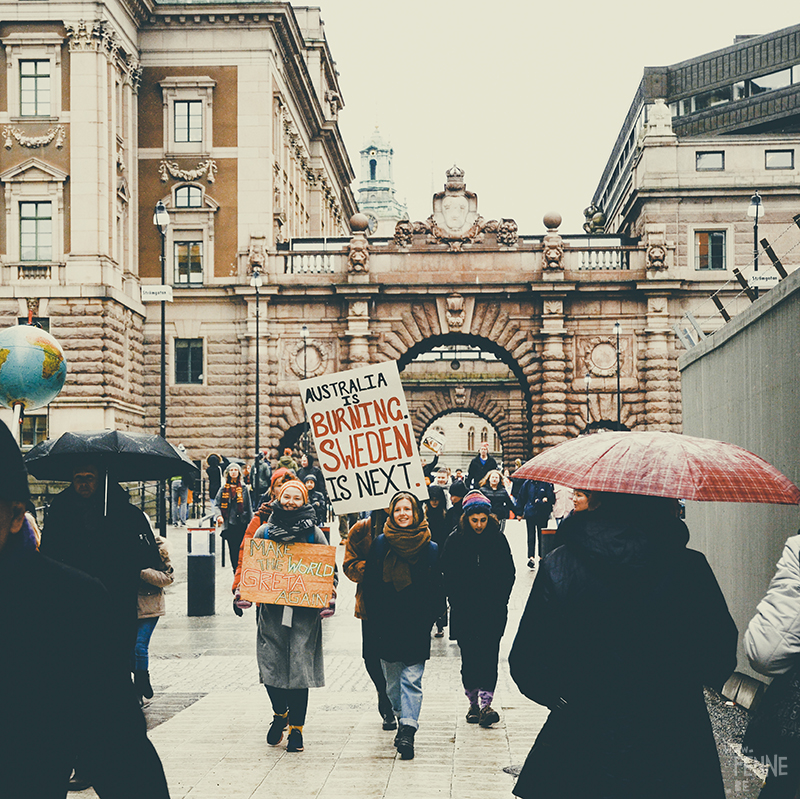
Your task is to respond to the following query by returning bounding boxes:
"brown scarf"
[220,480,244,520]
[381,509,431,591]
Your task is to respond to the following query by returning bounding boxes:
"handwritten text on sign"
[239,539,336,608]
[300,362,428,514]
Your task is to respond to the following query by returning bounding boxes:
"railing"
[575,248,632,271]
[283,252,342,274]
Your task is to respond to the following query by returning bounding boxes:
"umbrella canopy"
[513,431,800,505]
[24,430,200,483]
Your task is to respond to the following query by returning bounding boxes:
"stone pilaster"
[643,296,675,431]
[539,299,569,449]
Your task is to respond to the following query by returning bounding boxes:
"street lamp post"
[153,200,170,539]
[250,265,263,494]
[614,321,621,425]
[301,324,309,452]
[584,373,591,426]
[748,191,764,300]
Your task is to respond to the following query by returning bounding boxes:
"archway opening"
[420,409,504,475]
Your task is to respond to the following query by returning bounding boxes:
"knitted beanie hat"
[448,480,467,499]
[277,479,308,504]
[461,490,492,515]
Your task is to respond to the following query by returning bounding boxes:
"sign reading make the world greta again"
[300,362,429,515]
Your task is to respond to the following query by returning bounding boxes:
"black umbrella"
[24,430,200,483]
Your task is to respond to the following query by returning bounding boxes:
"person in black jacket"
[465,442,498,489]
[514,478,555,568]
[478,469,517,533]
[362,491,446,760]
[441,491,515,728]
[0,421,170,799]
[425,484,450,637]
[508,491,737,799]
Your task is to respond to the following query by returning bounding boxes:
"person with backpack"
[362,492,446,760]
[238,479,335,754]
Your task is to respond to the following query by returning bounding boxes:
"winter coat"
[213,482,253,537]
[307,488,327,528]
[441,515,515,642]
[254,522,334,689]
[425,485,451,548]
[297,461,326,498]
[443,501,463,540]
[466,453,498,489]
[40,483,161,664]
[509,502,737,799]
[0,542,169,798]
[479,484,517,520]
[278,454,298,472]
[744,534,800,676]
[343,512,387,620]
[362,534,446,664]
[514,479,555,527]
[206,461,223,499]
[138,535,174,619]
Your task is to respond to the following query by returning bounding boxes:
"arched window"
[493,433,500,452]
[467,427,475,451]
[369,159,377,181]
[480,427,488,444]
[175,185,202,208]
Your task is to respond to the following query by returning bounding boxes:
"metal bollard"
[187,526,216,616]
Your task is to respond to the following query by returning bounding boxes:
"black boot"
[134,669,154,700]
[395,725,416,760]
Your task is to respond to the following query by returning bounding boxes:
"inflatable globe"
[0,325,67,410]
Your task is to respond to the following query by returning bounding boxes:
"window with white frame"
[2,33,63,119]
[695,231,726,270]
[160,77,216,155]
[696,151,725,171]
[20,201,52,261]
[20,413,48,450]
[174,240,203,285]
[175,185,203,208]
[766,150,794,170]
[175,338,204,384]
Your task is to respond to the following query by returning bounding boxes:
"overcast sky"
[318,3,800,235]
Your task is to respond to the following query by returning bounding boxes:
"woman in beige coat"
[134,534,174,701]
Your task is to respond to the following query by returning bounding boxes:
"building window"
[174,100,202,143]
[175,185,203,207]
[20,60,50,117]
[20,202,52,261]
[174,241,203,284]
[480,427,488,444]
[695,231,726,270]
[696,151,725,171]
[369,159,377,181]
[175,339,203,384]
[766,150,794,170]
[493,432,500,452]
[467,427,475,451]
[20,414,48,450]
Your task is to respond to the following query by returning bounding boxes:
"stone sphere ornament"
[543,212,562,230]
[0,324,67,410]
[350,213,370,233]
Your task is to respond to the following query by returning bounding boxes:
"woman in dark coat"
[441,490,515,727]
[362,491,446,760]
[478,469,517,532]
[425,484,450,637]
[508,491,738,799]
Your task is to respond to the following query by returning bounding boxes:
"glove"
[233,588,253,616]
[319,597,336,619]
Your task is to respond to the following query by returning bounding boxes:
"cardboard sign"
[239,538,336,608]
[421,430,445,455]
[300,362,429,514]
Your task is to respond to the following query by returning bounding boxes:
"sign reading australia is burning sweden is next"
[300,362,429,515]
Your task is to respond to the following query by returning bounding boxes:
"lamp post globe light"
[747,191,764,299]
[301,324,309,452]
[614,322,621,425]
[153,200,170,538]
[250,265,263,495]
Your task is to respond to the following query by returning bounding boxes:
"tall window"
[175,185,202,207]
[174,241,203,284]
[695,231,726,270]
[20,60,50,117]
[369,159,377,181]
[175,339,203,384]
[20,202,52,261]
[493,433,500,452]
[174,100,202,143]
[467,427,475,451]
[480,427,488,444]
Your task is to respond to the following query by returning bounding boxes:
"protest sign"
[421,429,445,455]
[299,361,429,514]
[239,538,336,608]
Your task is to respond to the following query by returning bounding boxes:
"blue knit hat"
[461,490,492,516]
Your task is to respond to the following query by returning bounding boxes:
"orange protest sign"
[239,538,336,609]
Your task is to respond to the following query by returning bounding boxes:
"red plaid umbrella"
[513,431,800,504]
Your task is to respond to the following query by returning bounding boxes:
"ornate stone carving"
[646,244,667,270]
[445,293,465,330]
[65,20,104,51]
[3,125,65,150]
[248,235,266,268]
[159,159,217,183]
[288,338,331,379]
[26,297,40,318]
[351,301,369,318]
[454,385,466,406]
[347,216,370,274]
[394,167,517,252]
[543,300,563,315]
[582,336,625,377]
[324,90,342,120]
[645,99,674,137]
[583,202,606,234]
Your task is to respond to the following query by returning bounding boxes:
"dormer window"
[175,185,203,208]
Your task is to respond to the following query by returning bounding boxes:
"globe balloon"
[0,325,67,410]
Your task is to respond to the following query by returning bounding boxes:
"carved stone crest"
[248,235,266,268]
[445,293,465,330]
[288,337,331,379]
[646,244,667,270]
[454,385,467,406]
[582,336,626,378]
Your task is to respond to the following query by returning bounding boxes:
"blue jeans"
[381,660,425,730]
[134,617,159,670]
[171,481,188,524]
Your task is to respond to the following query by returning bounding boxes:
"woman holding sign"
[363,492,446,761]
[247,479,336,754]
